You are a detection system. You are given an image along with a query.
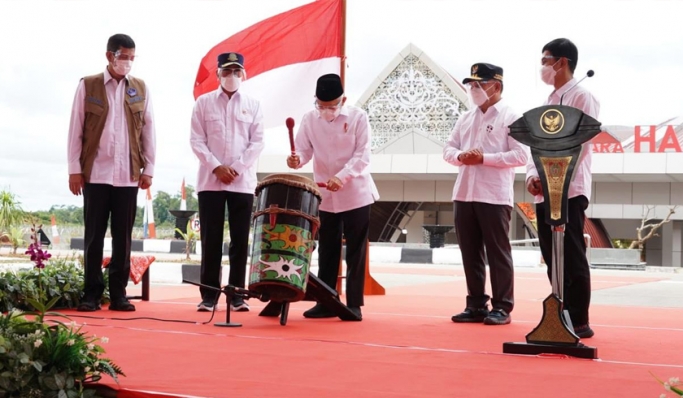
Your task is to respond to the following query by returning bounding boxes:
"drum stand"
[183,280,265,328]
[259,299,291,326]
[259,274,362,324]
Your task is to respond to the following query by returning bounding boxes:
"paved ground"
[4,249,682,310]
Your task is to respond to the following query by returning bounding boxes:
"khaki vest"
[80,73,147,182]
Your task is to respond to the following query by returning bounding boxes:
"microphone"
[560,70,594,106]
[286,117,296,156]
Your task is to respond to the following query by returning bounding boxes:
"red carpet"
[54,268,683,398]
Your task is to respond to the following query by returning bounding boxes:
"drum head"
[256,173,321,200]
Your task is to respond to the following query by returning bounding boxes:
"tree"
[0,189,24,233]
[10,184,202,230]
[134,205,144,228]
[629,205,678,251]
[48,205,84,225]
[153,191,174,226]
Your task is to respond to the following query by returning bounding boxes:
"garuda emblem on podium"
[540,109,564,135]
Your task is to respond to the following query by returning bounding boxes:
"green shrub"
[0,255,110,313]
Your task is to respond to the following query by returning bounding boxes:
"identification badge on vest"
[127,87,137,97]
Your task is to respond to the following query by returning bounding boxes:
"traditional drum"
[248,174,322,302]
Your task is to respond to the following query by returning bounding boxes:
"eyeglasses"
[466,80,496,89]
[219,69,244,78]
[314,100,342,110]
[466,81,488,88]
[541,55,571,66]
[112,51,136,61]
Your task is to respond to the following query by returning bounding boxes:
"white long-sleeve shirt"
[443,99,529,207]
[525,78,601,203]
[67,68,156,186]
[293,105,379,213]
[190,88,265,194]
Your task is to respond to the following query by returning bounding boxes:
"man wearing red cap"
[190,52,264,313]
[287,73,379,320]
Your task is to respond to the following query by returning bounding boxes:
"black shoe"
[109,299,136,312]
[451,307,489,323]
[574,324,594,338]
[77,301,101,312]
[197,301,216,312]
[484,309,511,325]
[303,303,336,318]
[347,306,362,321]
[230,296,250,312]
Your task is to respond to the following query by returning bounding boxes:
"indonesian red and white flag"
[50,214,60,245]
[180,177,187,211]
[143,188,156,239]
[193,0,343,129]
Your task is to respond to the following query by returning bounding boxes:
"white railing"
[509,235,593,263]
[510,238,538,245]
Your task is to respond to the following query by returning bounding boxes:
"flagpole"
[340,0,347,88]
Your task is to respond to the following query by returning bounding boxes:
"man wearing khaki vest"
[67,34,156,312]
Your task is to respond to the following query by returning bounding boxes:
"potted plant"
[175,220,199,262]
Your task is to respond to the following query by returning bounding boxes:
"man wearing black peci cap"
[443,63,529,326]
[190,52,265,313]
[287,73,379,320]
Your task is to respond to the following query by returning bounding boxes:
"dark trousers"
[317,205,371,308]
[198,190,254,302]
[535,195,591,326]
[83,183,138,303]
[454,201,514,313]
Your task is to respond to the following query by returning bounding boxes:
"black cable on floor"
[56,307,219,325]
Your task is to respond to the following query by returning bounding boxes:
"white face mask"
[221,75,241,92]
[469,86,489,107]
[113,59,132,76]
[318,107,341,122]
[540,64,557,85]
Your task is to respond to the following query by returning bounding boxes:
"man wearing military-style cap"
[287,73,379,321]
[190,51,264,313]
[443,62,530,326]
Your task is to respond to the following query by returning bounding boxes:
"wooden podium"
[503,104,601,359]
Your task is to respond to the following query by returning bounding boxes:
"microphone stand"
[560,70,594,106]
[183,279,266,327]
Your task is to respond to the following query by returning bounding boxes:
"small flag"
[50,215,60,245]
[144,188,156,239]
[180,178,187,211]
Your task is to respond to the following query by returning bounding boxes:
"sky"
[1,0,682,211]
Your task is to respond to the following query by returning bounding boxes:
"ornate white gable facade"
[356,43,470,154]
